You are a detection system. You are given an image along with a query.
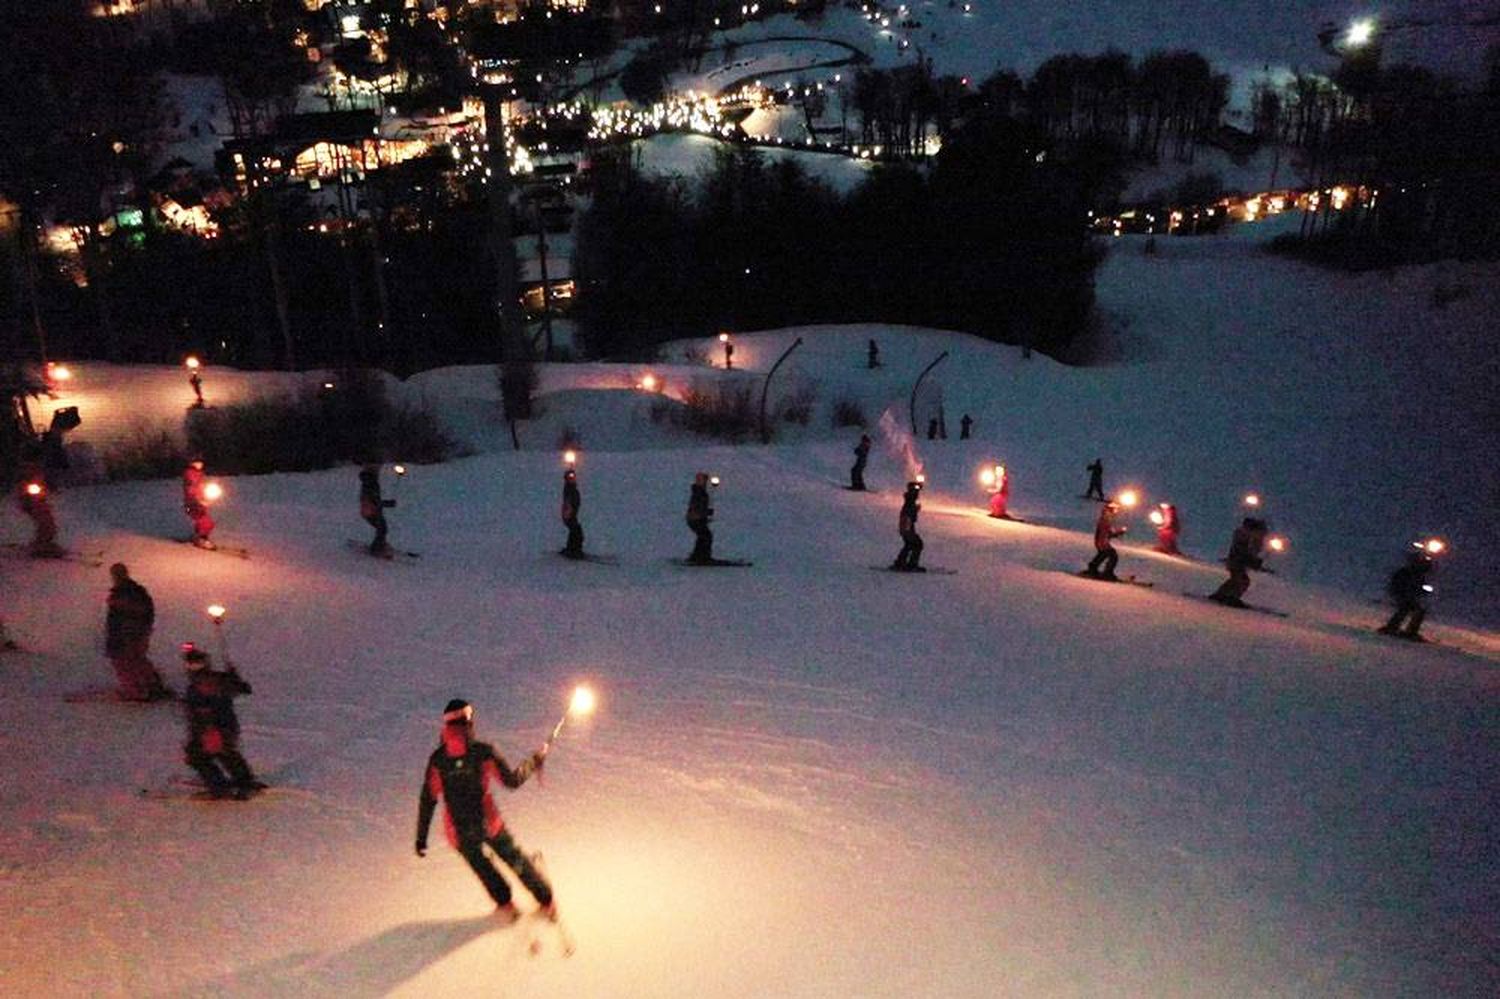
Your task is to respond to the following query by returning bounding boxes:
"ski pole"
[207,604,231,663]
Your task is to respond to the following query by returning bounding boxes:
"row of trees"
[576,113,1104,360]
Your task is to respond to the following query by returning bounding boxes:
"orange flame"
[203,482,223,502]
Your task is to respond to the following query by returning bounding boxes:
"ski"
[556,551,620,565]
[670,558,754,568]
[346,539,420,560]
[839,484,878,493]
[524,852,577,958]
[0,547,105,568]
[1182,593,1288,617]
[176,539,251,559]
[870,565,959,575]
[1075,570,1154,588]
[988,514,1029,523]
[139,777,278,802]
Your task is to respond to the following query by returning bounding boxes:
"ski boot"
[192,536,217,551]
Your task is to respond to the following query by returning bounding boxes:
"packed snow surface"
[4,228,1497,996]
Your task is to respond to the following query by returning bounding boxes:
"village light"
[203,482,223,502]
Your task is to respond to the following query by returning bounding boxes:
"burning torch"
[1414,538,1447,557]
[203,481,224,503]
[543,685,598,758]
[392,463,407,501]
[1243,493,1262,509]
[206,604,231,663]
[563,450,577,470]
[638,373,659,392]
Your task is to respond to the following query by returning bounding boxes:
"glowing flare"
[1244,493,1261,507]
[1149,509,1165,526]
[25,482,43,497]
[568,685,596,717]
[1268,536,1287,553]
[185,355,201,370]
[710,475,721,487]
[915,473,926,485]
[1346,18,1375,47]
[49,364,72,382]
[718,332,730,343]
[393,464,407,476]
[563,450,577,466]
[207,604,226,622]
[639,374,659,392]
[1117,489,1140,508]
[979,467,995,488]
[203,482,223,502]
[1420,538,1446,555]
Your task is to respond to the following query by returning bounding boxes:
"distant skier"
[937,408,948,440]
[686,472,715,563]
[987,466,1011,519]
[560,468,584,559]
[1209,517,1267,607]
[1379,549,1435,639]
[415,699,555,920]
[16,466,62,557]
[182,459,216,549]
[358,464,396,556]
[180,643,262,798]
[959,414,972,440]
[1085,499,1126,579]
[105,563,171,702]
[850,434,872,491]
[189,370,205,409]
[1085,459,1105,501]
[892,480,925,571]
[927,417,939,441]
[1153,503,1182,555]
[867,339,881,369]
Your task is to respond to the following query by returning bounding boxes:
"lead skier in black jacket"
[416,699,555,919]
[686,472,714,563]
[560,470,584,559]
[181,644,261,798]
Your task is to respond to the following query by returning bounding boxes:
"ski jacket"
[853,440,870,462]
[416,728,541,848]
[899,493,921,533]
[562,480,581,521]
[183,668,251,751]
[106,579,155,654]
[686,484,713,524]
[1094,510,1124,549]
[1225,525,1266,569]
[358,473,394,518]
[1388,562,1431,602]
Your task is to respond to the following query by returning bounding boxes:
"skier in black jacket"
[181,644,261,798]
[1209,518,1267,606]
[686,472,715,563]
[560,469,584,559]
[850,434,871,491]
[359,465,396,556]
[892,480,925,571]
[1085,459,1105,501]
[1379,549,1434,638]
[416,699,555,919]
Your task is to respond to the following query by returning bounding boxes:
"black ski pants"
[850,459,867,491]
[689,521,713,562]
[364,512,389,552]
[563,516,584,556]
[895,529,923,568]
[1088,545,1119,577]
[457,831,553,907]
[1383,599,1426,635]
[186,742,255,790]
[1211,563,1251,602]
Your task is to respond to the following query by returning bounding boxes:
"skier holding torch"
[892,478,925,571]
[1209,518,1269,607]
[358,464,396,557]
[686,472,716,564]
[182,459,218,549]
[1084,497,1128,580]
[560,452,584,559]
[1150,503,1181,555]
[179,634,262,799]
[1379,540,1444,639]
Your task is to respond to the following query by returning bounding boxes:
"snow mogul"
[1379,546,1438,639]
[850,434,872,491]
[1209,517,1268,607]
[560,468,584,559]
[180,643,262,799]
[16,465,62,557]
[358,464,396,557]
[415,699,556,920]
[1084,499,1127,579]
[892,479,925,571]
[105,563,172,702]
[686,472,716,564]
[181,459,216,549]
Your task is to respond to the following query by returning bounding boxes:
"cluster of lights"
[588,91,740,143]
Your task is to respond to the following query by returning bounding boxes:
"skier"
[987,466,1011,519]
[180,643,262,798]
[17,467,63,557]
[850,434,871,491]
[686,472,715,564]
[105,563,171,702]
[358,464,396,556]
[959,414,973,440]
[560,468,584,559]
[182,459,216,549]
[1084,499,1127,579]
[867,339,881,369]
[1209,517,1268,607]
[189,370,205,409]
[1379,549,1435,639]
[1085,458,1105,500]
[415,699,555,920]
[927,417,939,441]
[1153,503,1182,555]
[892,480,925,571]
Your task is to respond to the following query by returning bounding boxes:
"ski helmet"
[442,699,474,724]
[181,642,210,669]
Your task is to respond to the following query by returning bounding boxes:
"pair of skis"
[1,542,105,568]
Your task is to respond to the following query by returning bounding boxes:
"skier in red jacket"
[416,699,556,920]
[182,459,216,549]
[1084,500,1126,579]
[1152,503,1181,556]
[17,467,63,557]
